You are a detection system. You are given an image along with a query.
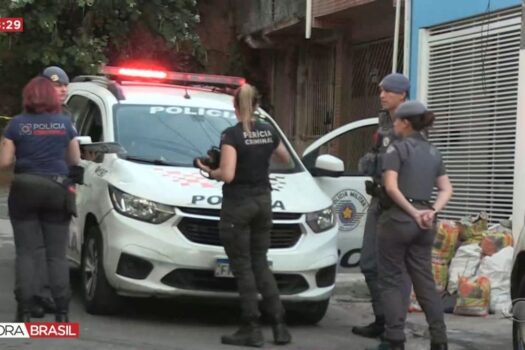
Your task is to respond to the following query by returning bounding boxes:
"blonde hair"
[234,84,258,133]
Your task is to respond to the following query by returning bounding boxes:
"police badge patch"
[332,189,369,232]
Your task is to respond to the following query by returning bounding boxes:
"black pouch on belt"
[50,176,77,217]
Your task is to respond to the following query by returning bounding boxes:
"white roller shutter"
[421,7,520,223]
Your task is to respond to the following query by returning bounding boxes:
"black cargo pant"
[219,188,283,322]
[377,206,447,344]
[9,174,71,312]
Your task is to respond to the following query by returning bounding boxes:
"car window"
[113,104,302,173]
[79,102,103,142]
[303,124,376,176]
[66,95,90,129]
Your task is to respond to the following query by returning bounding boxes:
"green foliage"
[0,0,204,115]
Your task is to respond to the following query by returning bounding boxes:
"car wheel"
[514,276,525,350]
[81,225,120,315]
[287,299,330,325]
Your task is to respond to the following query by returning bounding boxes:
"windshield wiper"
[122,155,185,167]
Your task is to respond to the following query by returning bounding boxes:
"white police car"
[65,66,369,324]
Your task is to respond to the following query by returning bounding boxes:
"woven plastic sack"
[409,290,422,313]
[458,212,488,245]
[478,247,513,314]
[447,244,482,294]
[454,276,491,316]
[481,226,513,256]
[432,220,460,264]
[433,262,449,292]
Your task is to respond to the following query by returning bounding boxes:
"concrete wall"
[409,0,521,98]
[235,0,305,36]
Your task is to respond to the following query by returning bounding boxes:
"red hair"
[23,77,61,114]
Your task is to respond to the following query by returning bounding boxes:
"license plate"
[214,258,273,278]
[215,258,234,278]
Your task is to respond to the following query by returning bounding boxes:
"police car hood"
[104,159,332,213]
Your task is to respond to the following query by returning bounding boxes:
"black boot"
[430,343,448,350]
[30,304,45,318]
[221,321,264,348]
[352,316,385,338]
[272,322,292,345]
[366,341,405,350]
[55,313,69,323]
[15,304,31,323]
[54,297,69,323]
[35,296,56,314]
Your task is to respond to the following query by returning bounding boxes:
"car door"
[302,118,378,270]
[66,95,106,265]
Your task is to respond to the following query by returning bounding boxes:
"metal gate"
[301,44,337,139]
[349,38,404,121]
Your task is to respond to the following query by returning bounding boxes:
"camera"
[193,146,221,170]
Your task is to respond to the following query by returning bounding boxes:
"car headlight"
[306,207,335,233]
[109,186,175,224]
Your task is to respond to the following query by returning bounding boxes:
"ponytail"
[234,84,258,133]
[407,111,435,131]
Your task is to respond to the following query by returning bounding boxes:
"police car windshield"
[113,105,301,173]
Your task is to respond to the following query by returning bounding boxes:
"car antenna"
[184,87,191,99]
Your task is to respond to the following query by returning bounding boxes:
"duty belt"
[406,198,431,206]
[45,175,70,186]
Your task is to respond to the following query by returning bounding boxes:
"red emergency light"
[117,67,168,79]
[101,65,246,87]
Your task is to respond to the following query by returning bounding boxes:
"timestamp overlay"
[0,18,24,33]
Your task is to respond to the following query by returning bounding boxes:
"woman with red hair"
[0,76,80,322]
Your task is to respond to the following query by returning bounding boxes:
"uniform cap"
[395,100,429,119]
[380,73,410,94]
[42,66,70,85]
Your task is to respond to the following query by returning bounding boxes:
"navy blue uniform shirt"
[3,113,77,176]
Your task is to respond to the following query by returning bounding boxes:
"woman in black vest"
[197,84,291,347]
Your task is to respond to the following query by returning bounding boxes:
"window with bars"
[421,7,521,224]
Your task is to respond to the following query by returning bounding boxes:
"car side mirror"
[76,136,93,145]
[312,155,344,177]
[80,142,126,163]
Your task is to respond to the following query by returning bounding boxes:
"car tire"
[81,225,120,315]
[514,275,525,350]
[287,299,330,325]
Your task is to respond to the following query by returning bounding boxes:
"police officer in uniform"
[197,84,291,347]
[353,73,411,338]
[42,66,73,119]
[0,77,80,322]
[370,101,452,350]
